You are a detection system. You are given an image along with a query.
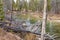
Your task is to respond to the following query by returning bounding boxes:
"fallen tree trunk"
[0,22,41,35]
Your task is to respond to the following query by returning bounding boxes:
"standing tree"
[55,0,59,14]
[41,0,47,40]
[0,0,4,21]
[3,0,12,26]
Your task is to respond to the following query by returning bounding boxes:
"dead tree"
[3,0,12,26]
[41,0,47,40]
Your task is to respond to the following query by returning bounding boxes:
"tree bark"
[3,0,12,11]
[41,0,47,40]
[3,0,12,26]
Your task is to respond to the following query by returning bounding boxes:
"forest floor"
[8,11,60,20]
[29,12,60,21]
[31,12,60,20]
[0,28,22,40]
[0,11,60,40]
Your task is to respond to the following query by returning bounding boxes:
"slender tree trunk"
[3,0,12,11]
[41,0,47,40]
[55,0,59,14]
[3,0,12,26]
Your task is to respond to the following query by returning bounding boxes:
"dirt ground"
[0,28,22,40]
[29,12,60,20]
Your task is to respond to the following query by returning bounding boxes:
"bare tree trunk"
[55,0,59,14]
[41,0,47,40]
[3,0,12,11]
[3,0,12,26]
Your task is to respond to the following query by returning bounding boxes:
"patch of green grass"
[53,22,60,35]
[46,21,50,32]
[30,17,37,24]
[46,21,60,39]
[16,13,38,24]
[16,14,28,20]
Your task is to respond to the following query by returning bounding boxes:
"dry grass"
[0,28,22,40]
[24,33,36,40]
[0,28,37,40]
[30,12,60,20]
[16,32,37,40]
